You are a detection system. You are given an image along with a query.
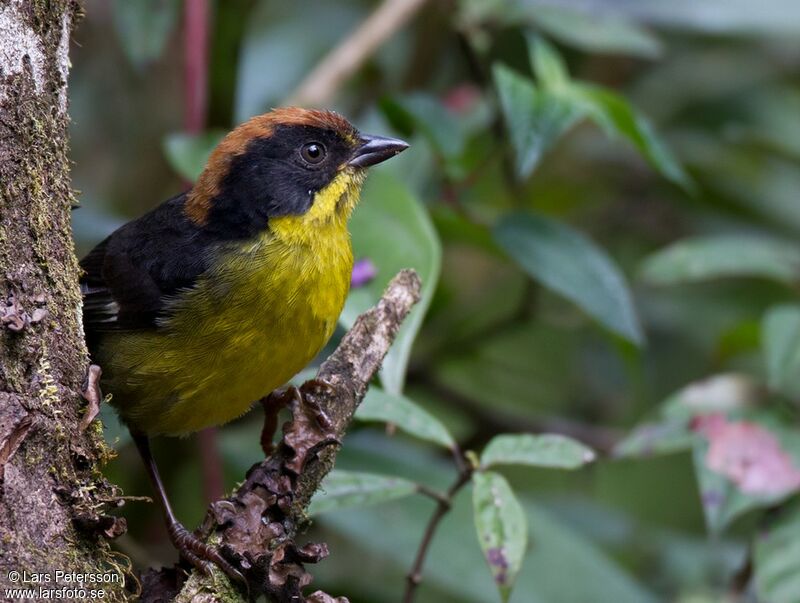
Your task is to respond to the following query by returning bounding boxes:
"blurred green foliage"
[71,0,800,601]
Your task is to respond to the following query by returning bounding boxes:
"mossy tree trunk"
[0,1,127,599]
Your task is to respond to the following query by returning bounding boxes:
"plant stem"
[286,0,431,106]
[184,0,223,504]
[403,464,474,603]
[184,0,209,134]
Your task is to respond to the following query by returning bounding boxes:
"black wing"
[80,193,213,335]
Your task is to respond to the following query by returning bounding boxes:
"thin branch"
[403,465,473,603]
[415,484,450,506]
[450,442,468,475]
[728,546,753,597]
[285,0,432,107]
[144,270,422,602]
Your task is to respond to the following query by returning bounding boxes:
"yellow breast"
[105,171,362,436]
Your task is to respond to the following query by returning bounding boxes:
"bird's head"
[185,107,408,239]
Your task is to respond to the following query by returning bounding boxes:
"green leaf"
[472,471,528,602]
[616,374,763,459]
[317,435,657,603]
[660,373,763,420]
[640,235,800,287]
[460,2,662,57]
[355,387,455,449]
[111,0,180,69]
[380,95,467,160]
[614,419,696,458]
[493,37,686,186]
[341,172,441,395]
[763,304,800,400]
[528,35,570,90]
[234,1,364,121]
[308,470,418,516]
[566,83,693,192]
[754,504,800,603]
[162,130,226,182]
[493,211,643,345]
[531,0,800,35]
[434,322,575,422]
[493,64,583,178]
[481,434,596,470]
[527,6,662,58]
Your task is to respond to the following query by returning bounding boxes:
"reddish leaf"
[692,414,800,497]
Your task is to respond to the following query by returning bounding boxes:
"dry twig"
[403,455,473,603]
[286,0,432,107]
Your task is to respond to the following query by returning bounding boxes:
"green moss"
[174,567,245,603]
[0,4,130,600]
[22,445,44,467]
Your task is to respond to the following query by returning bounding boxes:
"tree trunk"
[0,1,127,599]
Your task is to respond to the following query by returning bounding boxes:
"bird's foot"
[282,379,340,474]
[168,521,246,587]
[298,378,336,430]
[262,379,337,458]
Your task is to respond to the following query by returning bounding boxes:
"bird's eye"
[300,142,326,165]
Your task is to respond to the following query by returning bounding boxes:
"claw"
[308,400,333,430]
[168,521,247,586]
[133,434,249,595]
[299,379,336,430]
[178,547,206,576]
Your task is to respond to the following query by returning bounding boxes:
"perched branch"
[286,0,431,107]
[145,270,421,602]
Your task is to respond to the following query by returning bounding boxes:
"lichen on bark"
[0,1,128,599]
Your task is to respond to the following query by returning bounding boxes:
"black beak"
[348,134,409,168]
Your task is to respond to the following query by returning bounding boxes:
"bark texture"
[142,270,421,602]
[0,1,128,598]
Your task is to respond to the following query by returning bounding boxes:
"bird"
[79,107,408,580]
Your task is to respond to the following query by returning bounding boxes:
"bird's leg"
[132,433,246,585]
[260,391,289,456]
